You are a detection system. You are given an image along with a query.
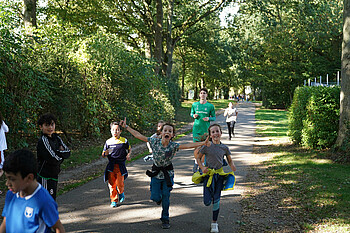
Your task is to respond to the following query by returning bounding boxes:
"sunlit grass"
[254,108,350,232]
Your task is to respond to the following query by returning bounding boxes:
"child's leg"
[203,177,212,206]
[226,122,232,139]
[115,164,125,194]
[37,176,58,200]
[212,175,224,222]
[108,165,119,202]
[0,150,3,169]
[160,178,173,221]
[150,177,162,203]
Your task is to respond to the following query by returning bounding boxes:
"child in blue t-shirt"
[0,149,65,233]
[120,117,209,229]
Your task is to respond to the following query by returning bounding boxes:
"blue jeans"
[150,176,174,220]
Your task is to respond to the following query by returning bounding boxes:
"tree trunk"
[23,0,37,34]
[336,0,350,150]
[154,0,163,75]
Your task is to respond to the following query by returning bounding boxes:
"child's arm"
[179,136,210,150]
[0,217,6,233]
[126,148,131,161]
[196,151,209,174]
[120,117,148,142]
[226,154,237,172]
[51,219,65,233]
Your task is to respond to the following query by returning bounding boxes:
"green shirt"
[190,101,216,142]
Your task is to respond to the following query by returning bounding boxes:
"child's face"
[110,125,122,138]
[157,123,164,132]
[161,125,174,140]
[5,172,29,194]
[209,126,222,142]
[39,121,55,137]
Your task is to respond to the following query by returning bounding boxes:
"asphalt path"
[57,102,256,233]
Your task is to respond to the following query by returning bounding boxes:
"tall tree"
[44,0,231,79]
[336,0,350,151]
[23,0,37,34]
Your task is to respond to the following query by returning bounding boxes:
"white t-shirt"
[224,108,237,123]
[0,121,9,151]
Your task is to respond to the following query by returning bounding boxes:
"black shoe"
[156,199,162,205]
[161,219,170,229]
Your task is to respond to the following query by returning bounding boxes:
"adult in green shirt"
[190,88,216,172]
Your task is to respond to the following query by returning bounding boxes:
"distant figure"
[190,88,216,173]
[1,149,66,232]
[102,122,131,208]
[37,113,71,201]
[224,102,238,140]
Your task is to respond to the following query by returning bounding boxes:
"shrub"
[288,86,340,149]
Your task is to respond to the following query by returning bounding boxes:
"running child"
[120,117,209,229]
[193,124,236,233]
[37,113,71,200]
[102,122,131,207]
[0,149,65,233]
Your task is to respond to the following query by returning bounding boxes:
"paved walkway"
[57,102,256,233]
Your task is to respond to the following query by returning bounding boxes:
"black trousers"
[226,121,236,139]
[37,176,58,200]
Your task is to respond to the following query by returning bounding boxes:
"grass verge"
[254,108,350,232]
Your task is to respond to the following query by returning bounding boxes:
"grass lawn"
[255,108,350,232]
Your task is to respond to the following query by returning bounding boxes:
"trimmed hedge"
[288,86,340,149]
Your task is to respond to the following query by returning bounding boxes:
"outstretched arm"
[179,136,210,150]
[120,117,148,142]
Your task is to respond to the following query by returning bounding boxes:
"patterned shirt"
[147,137,180,179]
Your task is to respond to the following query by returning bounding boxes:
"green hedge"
[288,86,340,149]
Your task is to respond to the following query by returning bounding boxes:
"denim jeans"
[150,176,174,220]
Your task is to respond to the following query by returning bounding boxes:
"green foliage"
[288,86,340,149]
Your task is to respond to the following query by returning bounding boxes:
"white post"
[320,76,322,85]
[304,80,306,86]
[314,77,317,86]
[308,79,310,86]
[326,74,329,86]
[337,71,340,86]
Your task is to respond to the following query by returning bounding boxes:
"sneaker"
[161,219,170,229]
[119,193,125,203]
[110,202,117,208]
[143,154,153,162]
[210,223,219,232]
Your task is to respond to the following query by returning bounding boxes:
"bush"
[288,86,340,149]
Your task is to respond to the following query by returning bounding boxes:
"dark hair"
[208,124,222,136]
[37,113,57,126]
[160,122,176,138]
[110,121,122,130]
[200,88,208,94]
[3,149,38,179]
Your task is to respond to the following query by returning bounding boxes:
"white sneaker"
[210,223,219,233]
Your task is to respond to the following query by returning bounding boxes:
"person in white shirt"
[223,102,238,140]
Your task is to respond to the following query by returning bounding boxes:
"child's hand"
[201,166,209,174]
[126,154,131,161]
[231,163,237,172]
[203,136,211,147]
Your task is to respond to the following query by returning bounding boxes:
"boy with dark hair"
[0,149,65,233]
[37,113,70,200]
[102,122,131,207]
